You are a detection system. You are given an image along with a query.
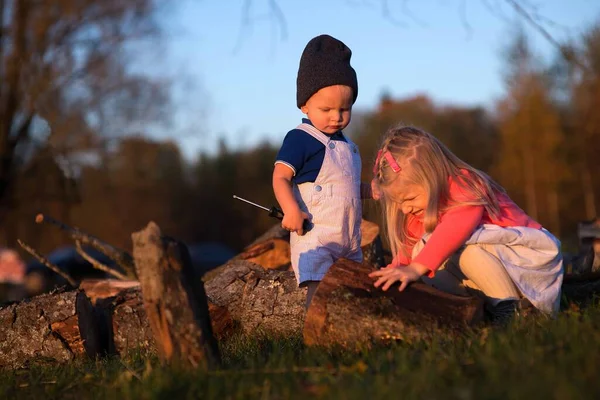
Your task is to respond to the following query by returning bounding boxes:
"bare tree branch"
[234,0,288,54]
[380,0,408,27]
[35,213,137,279]
[402,0,427,28]
[459,0,473,40]
[75,240,129,281]
[17,239,78,287]
[503,0,588,72]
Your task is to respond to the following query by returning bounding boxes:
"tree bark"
[131,222,221,369]
[79,279,234,357]
[0,290,100,368]
[205,260,307,337]
[304,259,484,347]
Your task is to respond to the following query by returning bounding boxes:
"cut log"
[131,222,221,368]
[202,220,398,337]
[238,238,291,271]
[0,290,100,368]
[204,260,306,336]
[79,279,234,356]
[80,279,141,305]
[108,287,155,356]
[304,259,484,347]
[79,279,154,356]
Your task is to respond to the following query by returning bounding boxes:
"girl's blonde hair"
[373,125,505,260]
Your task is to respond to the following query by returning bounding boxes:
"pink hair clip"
[373,149,401,175]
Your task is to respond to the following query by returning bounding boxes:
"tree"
[569,25,600,219]
[0,0,173,227]
[189,139,279,251]
[494,31,567,235]
[70,136,189,250]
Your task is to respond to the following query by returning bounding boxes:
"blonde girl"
[368,125,563,317]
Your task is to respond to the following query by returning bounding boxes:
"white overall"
[416,225,563,314]
[290,123,363,285]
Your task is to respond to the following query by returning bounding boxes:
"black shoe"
[486,300,519,326]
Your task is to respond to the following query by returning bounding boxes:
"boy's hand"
[282,209,310,236]
[368,262,429,292]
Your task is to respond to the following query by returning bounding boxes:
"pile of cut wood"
[1,215,598,369]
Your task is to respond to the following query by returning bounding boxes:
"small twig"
[17,239,78,287]
[75,240,129,281]
[35,213,136,279]
[459,0,473,40]
[380,0,407,27]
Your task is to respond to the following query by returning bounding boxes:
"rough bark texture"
[108,287,155,356]
[131,222,220,368]
[304,259,484,347]
[0,290,100,368]
[205,260,306,336]
[80,279,154,356]
[202,220,395,337]
[80,279,234,357]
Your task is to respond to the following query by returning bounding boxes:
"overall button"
[353,147,358,153]
[328,142,335,149]
[314,185,322,192]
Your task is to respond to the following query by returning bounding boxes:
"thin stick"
[35,213,136,279]
[75,240,129,281]
[17,239,77,287]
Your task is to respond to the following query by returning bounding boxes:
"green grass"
[3,302,600,400]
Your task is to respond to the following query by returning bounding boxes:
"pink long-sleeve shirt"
[395,174,542,276]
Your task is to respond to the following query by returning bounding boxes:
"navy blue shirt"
[275,118,348,184]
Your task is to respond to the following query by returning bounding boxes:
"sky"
[158,0,600,159]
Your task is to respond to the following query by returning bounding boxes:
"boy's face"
[300,85,353,134]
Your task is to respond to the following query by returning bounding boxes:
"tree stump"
[0,290,100,368]
[131,222,221,368]
[304,259,484,347]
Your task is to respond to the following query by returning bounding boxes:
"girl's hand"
[370,178,382,201]
[368,262,429,292]
[282,209,310,235]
